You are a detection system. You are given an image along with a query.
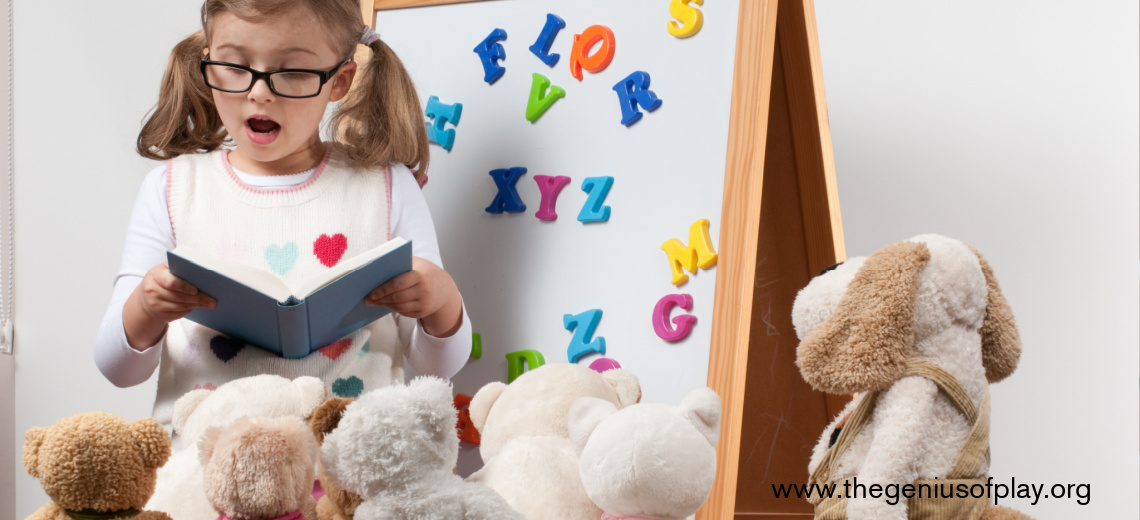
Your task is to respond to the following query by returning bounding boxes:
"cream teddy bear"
[465,363,641,520]
[147,375,327,520]
[23,412,172,520]
[199,416,320,520]
[318,376,523,520]
[568,386,721,520]
[793,234,1032,520]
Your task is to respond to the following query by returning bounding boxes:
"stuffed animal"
[465,363,641,520]
[23,411,172,520]
[199,416,319,520]
[309,398,363,520]
[148,375,327,520]
[568,386,721,520]
[318,376,524,520]
[792,234,1032,520]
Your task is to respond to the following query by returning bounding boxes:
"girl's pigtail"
[137,31,226,160]
[331,39,429,183]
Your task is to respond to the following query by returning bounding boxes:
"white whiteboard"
[377,0,741,407]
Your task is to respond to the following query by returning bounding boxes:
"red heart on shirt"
[320,338,353,360]
[314,233,348,267]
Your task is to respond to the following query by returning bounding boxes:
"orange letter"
[569,25,616,81]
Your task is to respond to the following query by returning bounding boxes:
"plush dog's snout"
[817,262,844,277]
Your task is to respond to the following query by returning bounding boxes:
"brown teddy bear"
[22,411,172,520]
[309,398,363,520]
[198,416,320,520]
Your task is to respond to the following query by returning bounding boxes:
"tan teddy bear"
[22,411,173,520]
[199,416,320,520]
[309,397,363,520]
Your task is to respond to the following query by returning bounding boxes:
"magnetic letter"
[424,96,463,151]
[534,175,571,221]
[569,25,616,81]
[485,167,528,214]
[661,219,719,285]
[471,333,482,359]
[653,294,698,342]
[613,71,663,126]
[577,176,613,223]
[564,309,606,363]
[529,13,566,67]
[474,28,508,84]
[667,0,705,38]
[505,350,546,383]
[526,73,567,123]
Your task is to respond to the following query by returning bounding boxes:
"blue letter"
[564,309,606,363]
[578,176,613,222]
[424,96,463,151]
[485,167,528,214]
[529,13,566,67]
[474,28,508,84]
[613,71,663,126]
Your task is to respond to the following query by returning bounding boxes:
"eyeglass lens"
[203,64,323,97]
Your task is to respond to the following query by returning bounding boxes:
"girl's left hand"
[366,256,463,337]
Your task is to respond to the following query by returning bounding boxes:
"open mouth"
[247,117,280,134]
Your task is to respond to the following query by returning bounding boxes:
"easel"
[360,1,847,517]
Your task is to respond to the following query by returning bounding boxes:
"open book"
[167,237,412,359]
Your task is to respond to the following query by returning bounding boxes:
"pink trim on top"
[219,147,333,194]
[600,514,663,520]
[385,166,392,240]
[165,160,176,243]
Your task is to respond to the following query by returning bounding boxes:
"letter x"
[485,167,528,214]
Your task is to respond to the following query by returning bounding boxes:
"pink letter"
[653,293,697,342]
[534,175,571,221]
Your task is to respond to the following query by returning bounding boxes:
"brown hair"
[137,0,429,181]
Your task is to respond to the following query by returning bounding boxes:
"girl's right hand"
[123,263,215,350]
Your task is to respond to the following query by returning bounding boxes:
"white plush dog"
[318,376,524,520]
[792,234,1031,520]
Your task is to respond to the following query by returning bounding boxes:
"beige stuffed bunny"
[793,234,1032,520]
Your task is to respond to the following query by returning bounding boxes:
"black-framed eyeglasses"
[199,56,351,99]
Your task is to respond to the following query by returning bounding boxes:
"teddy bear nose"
[817,262,843,277]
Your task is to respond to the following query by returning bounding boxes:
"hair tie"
[360,25,380,45]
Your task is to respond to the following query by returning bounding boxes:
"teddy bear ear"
[172,388,213,434]
[197,425,224,468]
[679,387,722,447]
[292,376,328,419]
[568,397,618,455]
[310,397,353,444]
[130,418,172,469]
[968,246,1022,383]
[469,381,507,433]
[21,427,47,478]
[601,369,641,408]
[795,240,930,394]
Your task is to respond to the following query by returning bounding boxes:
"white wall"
[814,1,1138,518]
[7,1,1137,519]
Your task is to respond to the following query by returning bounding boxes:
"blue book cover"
[167,238,412,359]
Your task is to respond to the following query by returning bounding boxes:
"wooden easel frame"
[363,1,844,517]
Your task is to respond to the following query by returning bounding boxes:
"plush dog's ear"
[568,397,618,454]
[197,425,224,468]
[469,381,507,433]
[292,376,328,419]
[796,240,931,394]
[310,397,354,444]
[679,387,722,447]
[22,427,47,478]
[601,368,641,408]
[172,388,212,434]
[130,417,172,469]
[969,246,1021,383]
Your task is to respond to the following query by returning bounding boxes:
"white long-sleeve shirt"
[94,161,470,387]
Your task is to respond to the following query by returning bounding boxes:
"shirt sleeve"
[93,164,171,387]
[388,163,471,380]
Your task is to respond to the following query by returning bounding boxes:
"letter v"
[526,73,567,123]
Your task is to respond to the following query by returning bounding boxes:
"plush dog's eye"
[817,262,843,277]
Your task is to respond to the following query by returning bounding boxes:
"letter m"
[661,218,718,286]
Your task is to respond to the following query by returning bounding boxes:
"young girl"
[94,0,471,427]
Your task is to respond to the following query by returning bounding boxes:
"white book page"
[171,245,293,302]
[293,237,408,298]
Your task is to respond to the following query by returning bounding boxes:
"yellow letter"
[661,219,718,286]
[667,0,705,39]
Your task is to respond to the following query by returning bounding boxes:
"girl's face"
[206,11,356,175]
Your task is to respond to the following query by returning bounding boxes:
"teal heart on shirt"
[264,243,298,276]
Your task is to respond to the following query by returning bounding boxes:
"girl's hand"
[123,262,216,350]
[366,256,463,337]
